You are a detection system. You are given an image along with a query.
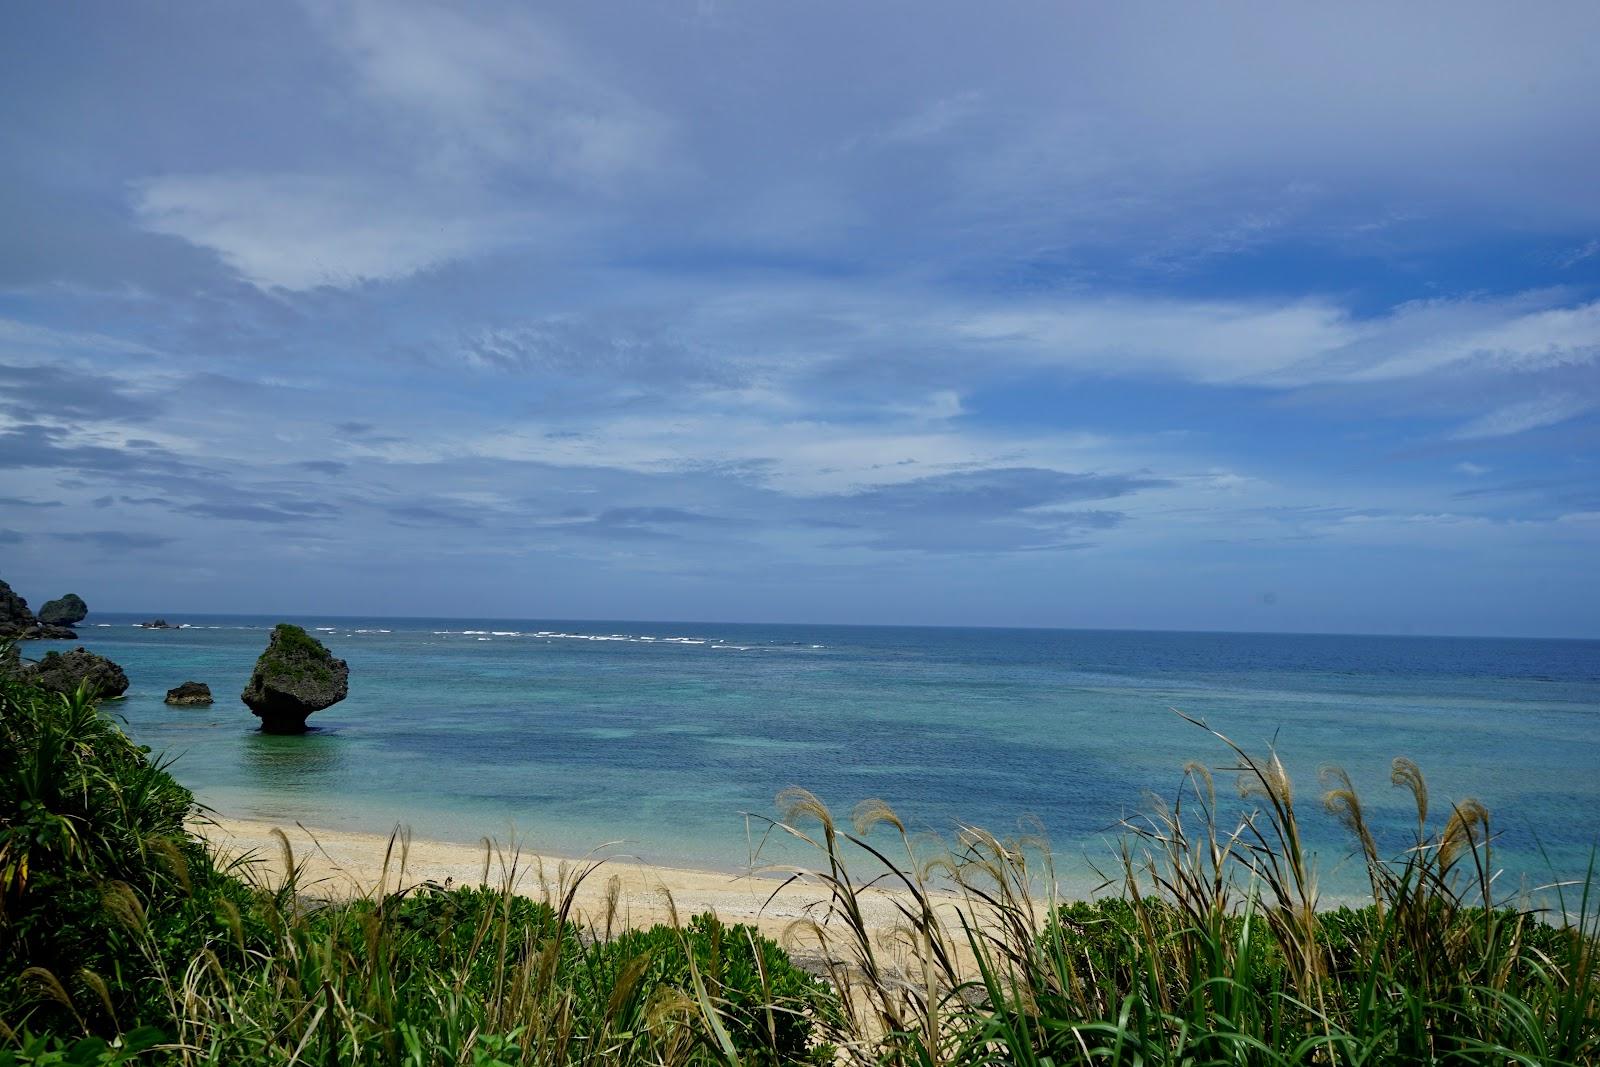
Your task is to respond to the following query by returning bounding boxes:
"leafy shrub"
[0,654,263,1034]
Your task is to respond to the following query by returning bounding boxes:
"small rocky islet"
[165,680,214,706]
[4,575,349,733]
[38,592,88,627]
[22,647,131,699]
[0,579,81,640]
[241,623,349,733]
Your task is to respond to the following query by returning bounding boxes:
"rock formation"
[165,680,213,706]
[241,623,348,733]
[38,593,88,626]
[24,647,130,699]
[0,579,76,639]
[140,619,175,629]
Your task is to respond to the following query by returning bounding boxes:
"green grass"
[2,640,1596,1065]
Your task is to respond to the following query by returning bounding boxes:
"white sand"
[193,814,933,946]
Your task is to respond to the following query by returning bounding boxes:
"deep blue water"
[31,615,1600,897]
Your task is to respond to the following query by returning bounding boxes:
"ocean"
[32,615,1600,898]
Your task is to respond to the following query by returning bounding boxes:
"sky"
[2,2,1598,637]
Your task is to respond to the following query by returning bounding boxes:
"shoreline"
[192,812,934,945]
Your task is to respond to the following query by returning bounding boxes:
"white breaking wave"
[413,627,813,653]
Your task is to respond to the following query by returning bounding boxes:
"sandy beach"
[193,813,941,949]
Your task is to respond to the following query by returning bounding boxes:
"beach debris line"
[165,680,214,706]
[242,623,349,733]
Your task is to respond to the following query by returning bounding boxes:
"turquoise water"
[32,616,1600,896]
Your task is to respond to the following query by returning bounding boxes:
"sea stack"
[241,623,348,733]
[38,593,89,627]
[0,579,77,640]
[25,647,130,699]
[165,681,214,706]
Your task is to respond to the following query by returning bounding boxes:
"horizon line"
[70,610,1600,644]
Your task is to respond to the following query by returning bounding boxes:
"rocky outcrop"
[0,580,29,633]
[24,647,130,699]
[140,619,175,629]
[241,624,348,733]
[165,680,213,706]
[0,579,76,639]
[38,593,88,626]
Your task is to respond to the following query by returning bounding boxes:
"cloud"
[176,500,341,524]
[0,360,166,422]
[315,0,670,184]
[386,503,481,528]
[1452,393,1593,439]
[951,292,1600,388]
[132,173,538,291]
[452,318,741,390]
[128,2,674,292]
[593,506,733,526]
[56,531,175,550]
[0,423,200,479]
[0,496,62,508]
[0,529,22,545]
[806,467,1162,553]
[335,422,406,446]
[297,460,349,475]
[830,467,1161,517]
[548,504,740,541]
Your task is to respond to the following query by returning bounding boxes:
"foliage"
[0,649,262,1034]
[3,642,1596,1065]
[760,713,1600,1066]
[1,646,837,1064]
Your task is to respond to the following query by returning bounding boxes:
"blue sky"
[2,1,1598,636]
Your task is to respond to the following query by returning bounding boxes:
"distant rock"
[165,680,213,706]
[0,578,76,640]
[38,593,88,626]
[24,647,130,699]
[139,618,175,629]
[241,623,348,733]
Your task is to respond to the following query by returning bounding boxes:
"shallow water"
[37,616,1600,896]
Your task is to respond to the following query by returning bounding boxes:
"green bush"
[0,655,263,1035]
[1,646,839,1063]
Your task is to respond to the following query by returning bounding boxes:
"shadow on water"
[240,728,350,793]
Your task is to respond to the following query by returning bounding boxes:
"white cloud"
[1452,393,1593,439]
[310,0,671,185]
[953,291,1600,390]
[956,299,1354,385]
[132,173,539,290]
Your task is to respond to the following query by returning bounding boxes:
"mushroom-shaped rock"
[25,647,130,699]
[242,624,348,733]
[38,593,88,626]
[140,618,174,629]
[165,680,213,706]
